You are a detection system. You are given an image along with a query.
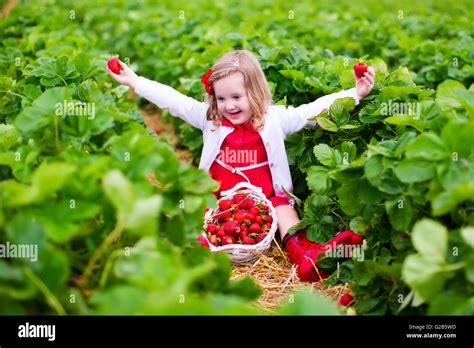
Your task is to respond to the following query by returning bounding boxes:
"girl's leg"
[274,204,365,282]
[274,204,300,241]
[275,204,328,282]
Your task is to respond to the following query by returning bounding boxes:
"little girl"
[108,49,375,282]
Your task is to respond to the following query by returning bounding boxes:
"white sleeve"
[134,76,208,130]
[278,88,360,138]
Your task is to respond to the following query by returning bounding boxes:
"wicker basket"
[202,182,278,264]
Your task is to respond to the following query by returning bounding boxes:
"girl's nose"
[225,104,236,111]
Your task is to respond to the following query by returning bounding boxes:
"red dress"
[209,118,289,207]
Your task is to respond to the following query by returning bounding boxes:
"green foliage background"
[0,0,473,315]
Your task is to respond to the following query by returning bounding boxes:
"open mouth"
[227,111,241,118]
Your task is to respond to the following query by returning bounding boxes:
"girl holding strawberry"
[107,49,375,282]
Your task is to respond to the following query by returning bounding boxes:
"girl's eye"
[217,97,224,101]
[233,96,240,100]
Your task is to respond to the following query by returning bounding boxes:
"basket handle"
[220,181,263,197]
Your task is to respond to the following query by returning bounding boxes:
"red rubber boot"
[283,229,364,282]
[282,231,328,282]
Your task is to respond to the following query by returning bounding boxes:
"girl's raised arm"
[277,87,360,138]
[108,60,207,131]
[277,67,375,138]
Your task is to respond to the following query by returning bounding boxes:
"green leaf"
[278,291,339,315]
[337,179,382,216]
[367,142,396,158]
[339,124,360,130]
[125,196,162,235]
[35,244,69,292]
[428,294,474,315]
[1,162,75,207]
[340,141,357,163]
[102,170,162,235]
[14,87,72,133]
[419,101,443,121]
[306,166,331,193]
[329,97,354,126]
[364,155,383,187]
[0,124,19,151]
[436,80,467,113]
[279,69,304,79]
[441,120,474,158]
[304,194,330,217]
[357,298,381,314]
[385,197,413,231]
[465,256,474,283]
[394,159,435,183]
[74,52,91,76]
[315,116,339,132]
[0,261,37,301]
[402,254,449,302]
[102,170,135,223]
[313,144,339,168]
[180,195,201,214]
[6,213,47,252]
[23,84,42,100]
[404,133,449,161]
[432,181,474,216]
[352,262,376,286]
[393,131,417,156]
[384,115,425,132]
[460,227,474,248]
[412,219,447,262]
[349,216,367,234]
[225,277,262,300]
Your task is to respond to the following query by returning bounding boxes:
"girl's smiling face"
[213,72,252,125]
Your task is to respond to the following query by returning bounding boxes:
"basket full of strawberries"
[201,182,278,264]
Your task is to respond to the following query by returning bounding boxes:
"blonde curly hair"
[205,50,272,131]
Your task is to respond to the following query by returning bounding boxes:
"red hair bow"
[201,68,213,95]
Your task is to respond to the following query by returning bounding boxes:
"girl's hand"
[355,67,375,100]
[107,59,139,90]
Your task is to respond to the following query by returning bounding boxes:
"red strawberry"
[261,224,270,233]
[254,215,263,225]
[208,234,219,246]
[234,210,248,224]
[107,57,122,74]
[243,212,255,225]
[217,210,232,222]
[218,199,233,211]
[197,235,209,248]
[338,293,354,307]
[240,224,248,234]
[258,203,269,212]
[353,62,368,79]
[265,215,273,224]
[241,198,256,210]
[232,193,248,205]
[241,236,256,245]
[223,220,240,236]
[237,230,248,240]
[221,235,236,245]
[206,223,217,234]
[249,223,261,234]
[216,231,226,240]
[255,233,268,244]
[248,206,260,216]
